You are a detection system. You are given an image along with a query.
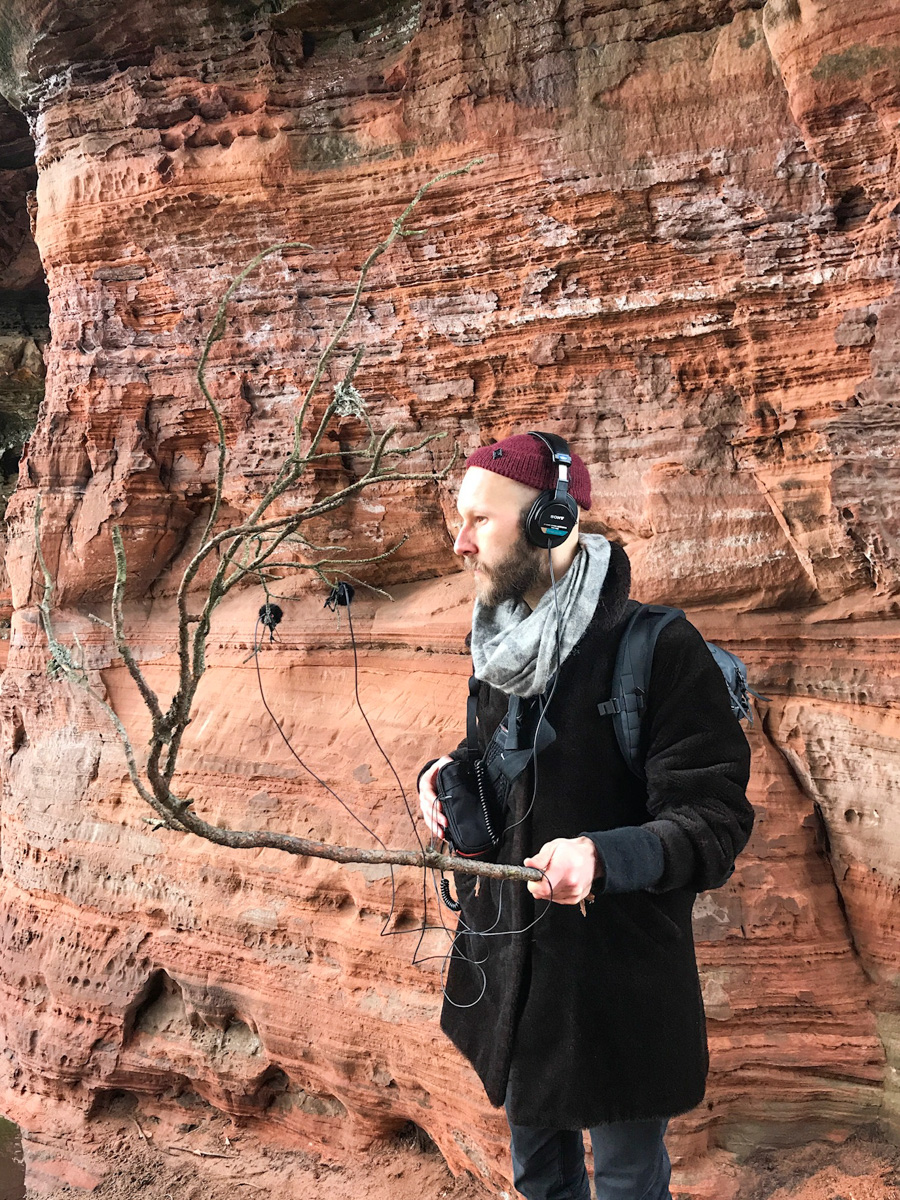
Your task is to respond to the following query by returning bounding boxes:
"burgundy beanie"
[465,433,592,510]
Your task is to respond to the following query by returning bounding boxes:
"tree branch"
[30,161,538,891]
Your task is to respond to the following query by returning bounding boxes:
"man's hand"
[418,755,454,840]
[524,837,602,905]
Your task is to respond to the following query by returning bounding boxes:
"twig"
[131,1115,151,1142]
[167,1146,236,1159]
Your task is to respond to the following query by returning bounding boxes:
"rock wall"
[1,0,900,1194]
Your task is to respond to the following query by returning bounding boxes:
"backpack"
[596,604,767,781]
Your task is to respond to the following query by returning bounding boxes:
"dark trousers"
[506,1111,672,1200]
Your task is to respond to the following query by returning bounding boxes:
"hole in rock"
[834,186,873,231]
[255,1065,290,1110]
[157,1077,218,1113]
[89,1088,139,1118]
[9,707,26,756]
[172,1087,215,1111]
[394,1120,440,1156]
[257,1067,348,1118]
[123,969,187,1042]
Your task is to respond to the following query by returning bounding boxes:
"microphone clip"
[324,582,355,611]
[258,603,283,642]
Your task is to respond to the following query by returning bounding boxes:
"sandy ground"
[31,1121,487,1200]
[732,1128,900,1200]
[30,1120,900,1200]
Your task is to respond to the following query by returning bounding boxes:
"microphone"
[258,603,283,641]
[324,582,355,610]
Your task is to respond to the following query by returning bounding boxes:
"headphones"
[523,431,579,549]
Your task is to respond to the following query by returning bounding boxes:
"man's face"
[452,467,548,607]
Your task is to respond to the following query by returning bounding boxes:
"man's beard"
[467,529,548,608]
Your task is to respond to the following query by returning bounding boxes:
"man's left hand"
[524,837,602,905]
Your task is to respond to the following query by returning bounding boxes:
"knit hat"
[465,433,592,510]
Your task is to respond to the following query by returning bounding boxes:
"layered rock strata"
[0,0,899,1193]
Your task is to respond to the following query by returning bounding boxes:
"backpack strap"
[597,604,685,781]
[598,605,768,781]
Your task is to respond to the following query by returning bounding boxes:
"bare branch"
[111,527,164,725]
[289,158,482,460]
[221,538,408,595]
[134,796,542,885]
[197,240,315,549]
[33,500,185,829]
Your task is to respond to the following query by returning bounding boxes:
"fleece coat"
[438,541,754,1129]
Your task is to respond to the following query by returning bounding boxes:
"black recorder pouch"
[436,675,556,860]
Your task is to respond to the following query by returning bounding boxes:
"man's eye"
[475,516,488,525]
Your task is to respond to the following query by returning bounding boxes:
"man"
[418,432,754,1200]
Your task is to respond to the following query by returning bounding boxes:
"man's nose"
[453,524,476,557]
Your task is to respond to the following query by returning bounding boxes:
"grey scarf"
[470,533,611,698]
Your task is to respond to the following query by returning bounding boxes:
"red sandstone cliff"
[1,1,900,1196]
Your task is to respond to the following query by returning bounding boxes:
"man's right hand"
[418,755,454,840]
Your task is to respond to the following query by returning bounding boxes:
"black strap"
[505,694,522,751]
[466,673,480,759]
[597,604,684,780]
[596,692,645,717]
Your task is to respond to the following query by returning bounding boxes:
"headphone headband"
[527,430,572,501]
[527,430,572,464]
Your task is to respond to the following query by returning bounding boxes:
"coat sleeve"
[583,616,754,895]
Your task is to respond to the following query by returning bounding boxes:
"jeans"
[506,1111,672,1200]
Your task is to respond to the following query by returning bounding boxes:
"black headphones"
[523,431,579,549]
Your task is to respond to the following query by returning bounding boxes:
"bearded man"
[418,432,754,1200]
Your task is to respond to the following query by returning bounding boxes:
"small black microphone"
[258,603,283,641]
[324,582,355,610]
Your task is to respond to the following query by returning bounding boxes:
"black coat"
[439,542,754,1129]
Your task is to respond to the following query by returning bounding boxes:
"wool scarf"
[470,533,611,698]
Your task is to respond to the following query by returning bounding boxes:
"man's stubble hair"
[476,506,550,608]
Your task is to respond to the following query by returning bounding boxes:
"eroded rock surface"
[0,0,899,1194]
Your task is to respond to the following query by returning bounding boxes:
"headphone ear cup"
[524,493,550,548]
[525,492,578,549]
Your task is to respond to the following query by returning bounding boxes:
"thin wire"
[344,600,427,853]
[423,865,556,1009]
[252,617,399,935]
[251,586,556,1008]
[343,598,436,961]
[252,618,392,853]
[250,605,503,989]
